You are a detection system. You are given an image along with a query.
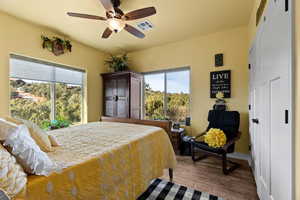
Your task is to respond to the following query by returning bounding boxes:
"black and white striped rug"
[0,189,9,200]
[138,179,223,200]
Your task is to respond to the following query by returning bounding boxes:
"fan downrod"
[111,0,121,8]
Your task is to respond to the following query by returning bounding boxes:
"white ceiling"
[0,0,254,53]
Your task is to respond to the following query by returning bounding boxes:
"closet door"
[267,0,292,199]
[249,47,259,183]
[250,0,293,199]
[256,82,271,200]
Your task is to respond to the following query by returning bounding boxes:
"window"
[9,55,85,128]
[143,67,190,123]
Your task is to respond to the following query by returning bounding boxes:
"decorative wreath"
[41,35,72,56]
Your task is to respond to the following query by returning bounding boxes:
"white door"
[258,82,271,200]
[249,46,260,185]
[250,82,271,200]
[267,0,292,199]
[249,0,293,199]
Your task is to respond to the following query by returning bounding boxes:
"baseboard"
[227,152,252,166]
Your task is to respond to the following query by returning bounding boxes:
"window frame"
[142,66,191,122]
[9,54,86,124]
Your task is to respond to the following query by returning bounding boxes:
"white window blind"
[55,67,84,85]
[10,58,54,82]
[10,55,85,85]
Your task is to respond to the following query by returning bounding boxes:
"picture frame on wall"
[210,70,231,98]
[215,53,224,67]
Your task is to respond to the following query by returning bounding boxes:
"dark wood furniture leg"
[189,131,242,175]
[222,153,229,175]
[169,168,173,182]
[191,144,207,162]
[191,143,240,175]
[222,154,240,175]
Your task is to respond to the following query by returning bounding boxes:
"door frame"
[291,0,296,199]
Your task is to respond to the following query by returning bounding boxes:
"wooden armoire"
[101,71,142,119]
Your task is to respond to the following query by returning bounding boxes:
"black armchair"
[184,110,241,175]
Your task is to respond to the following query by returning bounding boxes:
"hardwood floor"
[162,156,259,200]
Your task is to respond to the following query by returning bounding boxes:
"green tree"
[144,85,190,122]
[10,79,82,129]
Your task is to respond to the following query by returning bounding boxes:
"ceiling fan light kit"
[107,18,125,33]
[67,0,156,39]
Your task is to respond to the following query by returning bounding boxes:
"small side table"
[170,128,185,155]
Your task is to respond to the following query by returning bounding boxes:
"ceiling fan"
[67,0,156,39]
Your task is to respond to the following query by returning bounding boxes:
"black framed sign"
[210,70,231,98]
[215,53,224,67]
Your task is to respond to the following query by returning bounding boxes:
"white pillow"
[0,119,18,141]
[48,134,60,147]
[3,125,59,176]
[0,144,27,198]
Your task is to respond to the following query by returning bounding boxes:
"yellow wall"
[129,26,250,154]
[0,11,107,122]
[295,0,300,199]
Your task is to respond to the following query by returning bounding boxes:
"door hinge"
[285,0,289,12]
[285,110,289,124]
[249,104,251,110]
[248,64,251,70]
[249,144,252,151]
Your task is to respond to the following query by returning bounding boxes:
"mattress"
[16,122,176,200]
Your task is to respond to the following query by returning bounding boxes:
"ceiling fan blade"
[99,0,114,13]
[124,24,145,39]
[124,7,156,21]
[102,27,113,39]
[67,12,106,20]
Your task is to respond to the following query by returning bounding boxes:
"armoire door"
[104,79,117,117]
[249,0,293,199]
[130,77,141,119]
[116,77,129,118]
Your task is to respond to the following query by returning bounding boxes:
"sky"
[144,70,190,93]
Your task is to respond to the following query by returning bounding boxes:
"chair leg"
[190,144,240,175]
[191,144,207,162]
[222,153,240,175]
[222,153,229,175]
[169,168,173,182]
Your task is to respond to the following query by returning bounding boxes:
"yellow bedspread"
[16,122,176,200]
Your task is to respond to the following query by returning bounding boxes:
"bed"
[15,118,176,200]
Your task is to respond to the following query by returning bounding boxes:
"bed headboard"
[100,116,172,136]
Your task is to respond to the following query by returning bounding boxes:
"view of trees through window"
[10,79,83,129]
[9,56,85,130]
[144,73,165,120]
[55,83,82,124]
[144,69,190,123]
[10,79,51,127]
